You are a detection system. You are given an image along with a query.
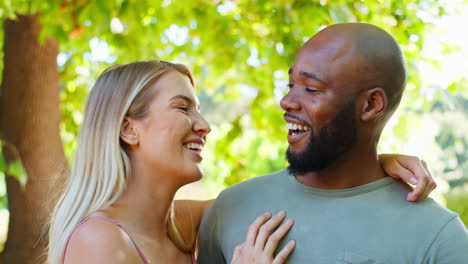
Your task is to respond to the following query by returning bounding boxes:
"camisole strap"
[192,252,198,264]
[61,215,151,264]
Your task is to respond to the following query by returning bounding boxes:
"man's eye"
[305,88,318,93]
[287,83,294,88]
[177,107,189,112]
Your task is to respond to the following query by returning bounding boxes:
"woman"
[48,60,434,264]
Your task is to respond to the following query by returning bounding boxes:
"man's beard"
[286,100,358,175]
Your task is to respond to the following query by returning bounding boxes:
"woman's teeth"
[184,143,203,152]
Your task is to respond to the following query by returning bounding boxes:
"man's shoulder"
[385,180,460,227]
[221,170,287,194]
[411,198,459,229]
[212,170,288,205]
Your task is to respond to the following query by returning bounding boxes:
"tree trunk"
[0,14,68,264]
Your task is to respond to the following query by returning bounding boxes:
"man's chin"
[286,145,307,156]
[287,142,308,154]
[286,150,327,175]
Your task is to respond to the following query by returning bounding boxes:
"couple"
[48,23,467,264]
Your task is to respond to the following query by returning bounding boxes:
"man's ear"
[360,87,387,122]
[120,117,139,146]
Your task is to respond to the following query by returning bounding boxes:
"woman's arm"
[175,201,296,263]
[176,153,435,242]
[172,199,214,247]
[379,154,436,201]
[174,154,434,254]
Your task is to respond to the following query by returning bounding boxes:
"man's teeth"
[184,143,203,151]
[286,123,310,131]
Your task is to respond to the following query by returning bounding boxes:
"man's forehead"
[289,48,332,80]
[290,42,361,89]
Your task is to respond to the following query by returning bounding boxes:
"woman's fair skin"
[63,66,436,264]
[64,71,209,263]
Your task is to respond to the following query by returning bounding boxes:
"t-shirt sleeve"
[423,215,468,263]
[197,197,226,264]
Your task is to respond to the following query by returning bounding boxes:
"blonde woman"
[48,60,435,264]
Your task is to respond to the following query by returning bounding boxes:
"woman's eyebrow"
[169,94,193,104]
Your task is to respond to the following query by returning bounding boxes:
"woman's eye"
[305,88,318,93]
[177,107,189,112]
[287,83,294,88]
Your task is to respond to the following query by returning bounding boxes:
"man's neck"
[295,147,387,189]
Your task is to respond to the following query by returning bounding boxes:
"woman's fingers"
[379,154,436,202]
[232,211,295,264]
[264,219,294,256]
[408,168,428,201]
[392,161,418,184]
[255,211,286,250]
[419,160,437,199]
[245,212,272,246]
[272,240,296,264]
[407,159,436,201]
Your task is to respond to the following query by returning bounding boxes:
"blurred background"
[0,0,467,262]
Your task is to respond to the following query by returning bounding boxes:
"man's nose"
[280,91,300,112]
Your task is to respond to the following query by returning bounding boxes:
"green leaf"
[0,151,5,172]
[7,160,27,190]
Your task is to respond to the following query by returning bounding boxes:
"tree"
[0,0,463,263]
[0,13,68,263]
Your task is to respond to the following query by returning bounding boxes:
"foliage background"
[0,0,467,246]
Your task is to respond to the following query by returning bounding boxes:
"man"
[198,23,468,263]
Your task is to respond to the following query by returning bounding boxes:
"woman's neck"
[105,165,180,242]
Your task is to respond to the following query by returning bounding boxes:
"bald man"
[198,23,468,263]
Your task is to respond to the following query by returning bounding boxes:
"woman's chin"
[192,168,204,182]
[180,166,204,185]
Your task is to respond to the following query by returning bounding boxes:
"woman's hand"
[379,154,436,202]
[231,211,295,264]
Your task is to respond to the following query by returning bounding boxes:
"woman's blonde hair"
[48,60,195,264]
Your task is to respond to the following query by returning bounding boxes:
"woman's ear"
[120,117,139,146]
[360,87,387,122]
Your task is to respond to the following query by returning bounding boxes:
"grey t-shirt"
[198,170,468,264]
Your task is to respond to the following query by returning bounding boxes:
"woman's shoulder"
[63,216,141,264]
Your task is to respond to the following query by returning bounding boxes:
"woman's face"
[125,71,211,185]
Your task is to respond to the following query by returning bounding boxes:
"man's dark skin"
[282,23,408,190]
[199,23,468,263]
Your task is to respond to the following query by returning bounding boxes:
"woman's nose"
[193,112,211,136]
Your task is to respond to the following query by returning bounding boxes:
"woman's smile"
[183,139,205,162]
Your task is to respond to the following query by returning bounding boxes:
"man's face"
[285,99,358,174]
[280,36,361,174]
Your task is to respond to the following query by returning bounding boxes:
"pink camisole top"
[61,215,197,264]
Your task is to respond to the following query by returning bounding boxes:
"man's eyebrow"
[288,68,326,85]
[170,94,193,104]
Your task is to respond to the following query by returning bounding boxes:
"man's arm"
[422,216,468,263]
